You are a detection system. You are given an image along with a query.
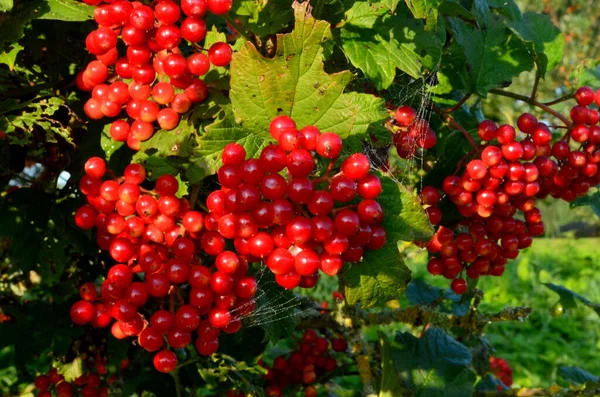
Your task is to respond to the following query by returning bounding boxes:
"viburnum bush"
[2,0,600,396]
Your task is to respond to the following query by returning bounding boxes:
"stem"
[489,89,572,127]
[442,93,471,114]
[431,104,479,148]
[530,69,541,101]
[172,368,182,397]
[542,91,575,106]
[221,14,253,43]
[189,184,200,210]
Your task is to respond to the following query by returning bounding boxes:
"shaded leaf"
[558,366,599,385]
[448,17,534,96]
[340,1,443,89]
[379,328,476,397]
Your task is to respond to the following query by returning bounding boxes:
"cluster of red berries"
[392,106,438,158]
[72,158,257,373]
[204,116,387,289]
[34,357,128,397]
[76,0,233,149]
[536,86,600,201]
[262,329,347,397]
[489,356,513,388]
[418,86,600,294]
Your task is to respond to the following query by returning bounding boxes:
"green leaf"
[379,328,476,397]
[523,12,564,74]
[191,105,270,179]
[423,130,472,188]
[558,366,599,385]
[486,0,563,77]
[340,241,411,308]
[137,121,197,159]
[570,188,600,218]
[0,0,13,12]
[339,173,431,308]
[174,173,189,199]
[339,1,443,89]
[378,173,434,242]
[0,43,22,71]
[229,1,387,141]
[57,357,83,382]
[438,1,476,21]
[404,0,443,30]
[38,0,94,21]
[100,123,124,161]
[448,17,534,96]
[543,283,600,317]
[231,0,294,38]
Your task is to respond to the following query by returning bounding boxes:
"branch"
[489,89,572,127]
[297,300,532,336]
[431,103,479,148]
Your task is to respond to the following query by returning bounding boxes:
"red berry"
[153,350,178,373]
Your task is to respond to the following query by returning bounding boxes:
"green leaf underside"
[340,1,443,90]
[558,366,599,385]
[379,328,476,397]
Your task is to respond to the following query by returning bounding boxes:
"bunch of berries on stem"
[77,0,233,149]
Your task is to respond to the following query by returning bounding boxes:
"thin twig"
[530,69,541,101]
[542,91,575,106]
[489,89,572,127]
[442,93,471,114]
[431,103,479,148]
